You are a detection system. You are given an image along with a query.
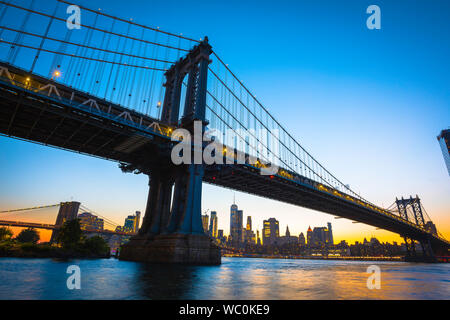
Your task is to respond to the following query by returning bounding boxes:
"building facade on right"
[437,129,450,176]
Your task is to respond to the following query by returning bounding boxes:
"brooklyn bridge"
[0,0,448,264]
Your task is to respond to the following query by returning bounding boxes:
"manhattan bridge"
[0,0,448,264]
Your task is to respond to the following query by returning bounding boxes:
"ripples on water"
[0,257,448,299]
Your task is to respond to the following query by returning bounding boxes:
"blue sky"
[0,0,449,242]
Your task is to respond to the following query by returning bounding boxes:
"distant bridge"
[0,202,136,238]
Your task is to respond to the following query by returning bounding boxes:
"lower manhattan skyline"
[0,0,449,305]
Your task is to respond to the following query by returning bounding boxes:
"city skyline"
[1,0,449,246]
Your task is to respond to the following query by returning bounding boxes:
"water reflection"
[0,257,448,299]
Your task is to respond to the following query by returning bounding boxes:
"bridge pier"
[119,38,220,265]
[119,166,220,265]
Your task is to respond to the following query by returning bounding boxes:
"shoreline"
[222,253,405,262]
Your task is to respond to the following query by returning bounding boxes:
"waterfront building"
[122,212,141,233]
[78,212,104,231]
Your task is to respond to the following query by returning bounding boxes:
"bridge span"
[0,0,448,263]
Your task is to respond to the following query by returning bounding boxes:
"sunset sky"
[1,0,449,244]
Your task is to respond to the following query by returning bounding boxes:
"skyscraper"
[209,211,218,238]
[246,216,252,231]
[263,218,279,245]
[307,226,313,245]
[244,216,256,244]
[327,222,334,245]
[230,204,243,246]
[437,129,450,176]
[312,227,328,246]
[202,214,209,234]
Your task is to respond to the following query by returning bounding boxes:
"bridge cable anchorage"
[0,1,191,52]
[56,0,200,44]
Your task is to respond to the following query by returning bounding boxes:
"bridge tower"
[395,196,434,261]
[50,201,81,243]
[120,38,221,264]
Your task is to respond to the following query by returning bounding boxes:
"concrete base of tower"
[119,233,221,265]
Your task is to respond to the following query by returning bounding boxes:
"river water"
[0,257,448,299]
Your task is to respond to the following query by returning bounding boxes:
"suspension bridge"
[0,202,135,237]
[0,0,448,263]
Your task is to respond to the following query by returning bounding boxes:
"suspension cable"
[210,52,372,204]
[0,204,60,214]
[0,40,167,71]
[0,26,175,64]
[0,1,188,52]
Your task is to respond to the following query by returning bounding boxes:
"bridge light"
[52,70,61,79]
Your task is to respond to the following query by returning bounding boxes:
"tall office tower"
[209,211,218,238]
[285,226,290,237]
[327,222,334,245]
[312,227,328,245]
[50,201,81,243]
[230,204,243,246]
[437,129,450,176]
[202,214,209,234]
[78,212,104,231]
[306,226,313,245]
[246,216,252,231]
[262,218,279,245]
[257,230,261,245]
[298,232,306,246]
[134,211,141,233]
